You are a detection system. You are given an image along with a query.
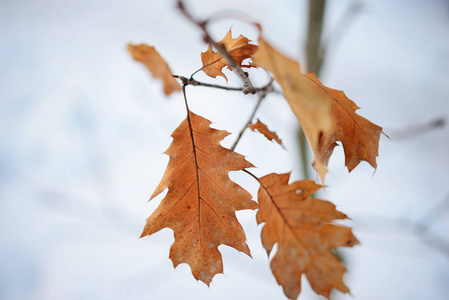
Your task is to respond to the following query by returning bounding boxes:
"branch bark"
[306,0,326,77]
[177,0,256,94]
[230,79,273,151]
[173,75,270,93]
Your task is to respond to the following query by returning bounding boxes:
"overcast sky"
[1,0,449,299]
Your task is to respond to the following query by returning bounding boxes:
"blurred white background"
[1,0,449,299]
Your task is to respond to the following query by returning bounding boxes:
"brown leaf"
[201,29,258,81]
[256,173,358,299]
[253,37,382,182]
[305,73,382,173]
[141,111,258,285]
[128,43,181,96]
[249,119,285,148]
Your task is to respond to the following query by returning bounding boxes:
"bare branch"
[177,0,256,94]
[230,79,273,151]
[321,0,364,54]
[416,192,449,226]
[355,193,449,260]
[388,117,446,140]
[173,75,271,93]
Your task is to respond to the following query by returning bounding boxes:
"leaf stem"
[181,84,204,251]
[242,168,259,182]
[189,68,203,79]
[242,170,308,246]
[181,84,191,113]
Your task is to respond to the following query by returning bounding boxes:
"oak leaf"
[141,111,258,285]
[128,43,181,95]
[253,37,382,182]
[256,173,358,299]
[249,119,285,148]
[201,29,258,81]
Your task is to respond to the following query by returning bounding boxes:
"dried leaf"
[253,37,382,182]
[305,73,382,173]
[249,119,284,148]
[141,111,258,285]
[256,173,358,299]
[128,43,181,95]
[201,29,258,81]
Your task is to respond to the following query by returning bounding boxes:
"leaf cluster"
[129,5,383,299]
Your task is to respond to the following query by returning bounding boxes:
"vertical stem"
[298,127,311,180]
[306,0,326,77]
[182,84,191,114]
[298,0,326,179]
[304,2,345,273]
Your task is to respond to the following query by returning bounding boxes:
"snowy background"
[1,0,449,299]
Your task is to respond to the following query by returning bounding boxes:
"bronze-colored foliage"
[201,29,258,81]
[253,37,382,182]
[305,73,383,173]
[249,119,284,148]
[141,111,258,285]
[133,13,384,299]
[256,173,358,299]
[128,43,181,95]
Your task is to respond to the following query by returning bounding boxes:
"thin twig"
[321,0,364,55]
[416,192,449,227]
[177,0,256,94]
[173,75,266,92]
[230,79,273,151]
[354,193,449,260]
[388,117,446,140]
